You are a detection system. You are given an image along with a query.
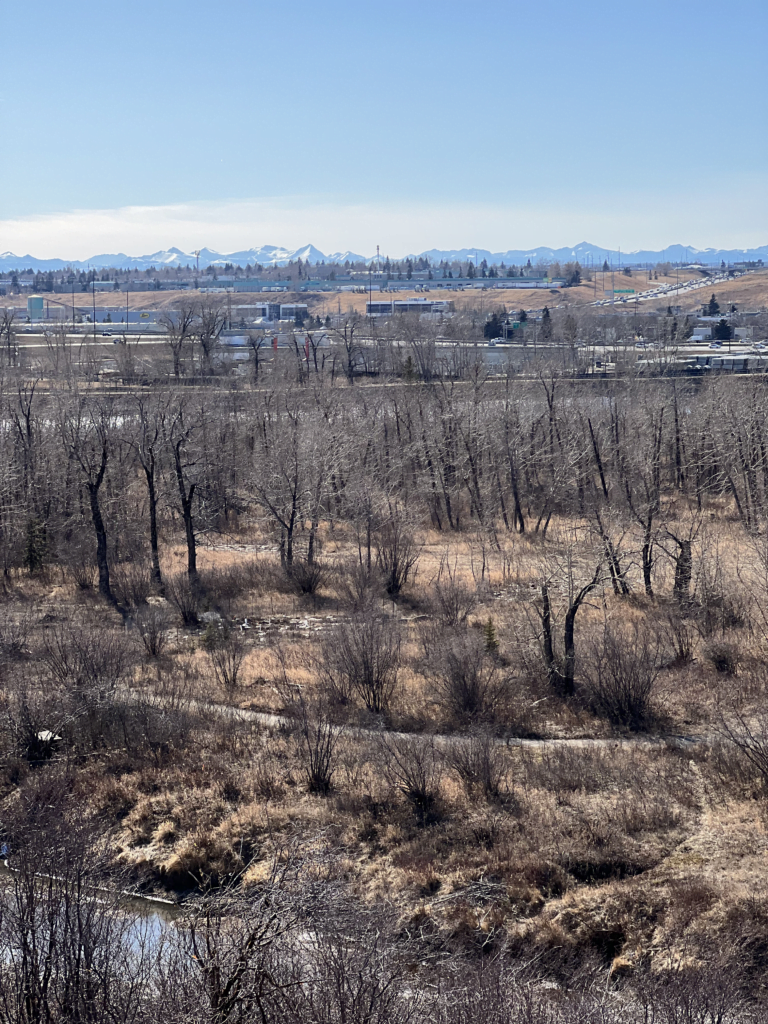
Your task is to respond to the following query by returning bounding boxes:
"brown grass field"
[6,504,768,980]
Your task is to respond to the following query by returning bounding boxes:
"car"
[709,341,722,349]
[101,331,112,337]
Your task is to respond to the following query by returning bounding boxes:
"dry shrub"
[166,573,201,627]
[697,559,748,637]
[375,521,420,598]
[134,604,172,659]
[706,737,766,799]
[200,559,260,602]
[298,712,339,795]
[378,733,443,822]
[430,561,477,628]
[663,609,698,665]
[447,731,508,801]
[718,700,768,791]
[41,621,131,699]
[0,608,34,659]
[252,751,285,801]
[276,651,340,795]
[521,745,619,795]
[205,625,247,693]
[284,559,329,596]
[317,615,401,715]
[706,640,740,675]
[337,560,382,611]
[429,631,509,726]
[636,963,753,1024]
[581,619,662,731]
[70,559,95,591]
[111,561,153,608]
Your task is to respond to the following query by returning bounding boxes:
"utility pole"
[92,277,97,341]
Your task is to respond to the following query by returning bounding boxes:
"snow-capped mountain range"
[0,242,766,273]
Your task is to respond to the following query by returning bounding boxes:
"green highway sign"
[613,289,635,294]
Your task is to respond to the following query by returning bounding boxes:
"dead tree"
[160,300,198,379]
[62,397,116,604]
[537,555,603,696]
[129,396,166,593]
[167,403,199,583]
[195,300,227,375]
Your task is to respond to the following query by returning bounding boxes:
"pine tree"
[483,617,499,654]
[540,306,552,342]
[484,313,502,339]
[24,518,47,574]
[714,318,731,341]
[708,294,720,316]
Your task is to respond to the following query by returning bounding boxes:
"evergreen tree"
[518,309,528,323]
[708,293,720,316]
[540,306,552,342]
[602,259,610,272]
[24,517,47,573]
[714,318,732,341]
[484,313,502,339]
[483,617,499,654]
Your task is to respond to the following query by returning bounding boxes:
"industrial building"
[367,298,451,316]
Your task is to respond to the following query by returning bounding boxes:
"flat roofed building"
[367,299,450,316]
[279,303,308,318]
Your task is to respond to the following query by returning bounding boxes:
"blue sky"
[0,0,765,257]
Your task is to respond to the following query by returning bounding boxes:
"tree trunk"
[87,480,113,603]
[143,463,163,593]
[562,606,578,697]
[673,539,692,603]
[642,518,654,597]
[174,443,197,581]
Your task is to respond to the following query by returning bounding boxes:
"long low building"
[367,298,451,316]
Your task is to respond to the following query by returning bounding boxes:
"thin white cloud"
[0,190,765,260]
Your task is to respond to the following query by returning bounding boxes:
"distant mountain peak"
[0,241,765,274]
